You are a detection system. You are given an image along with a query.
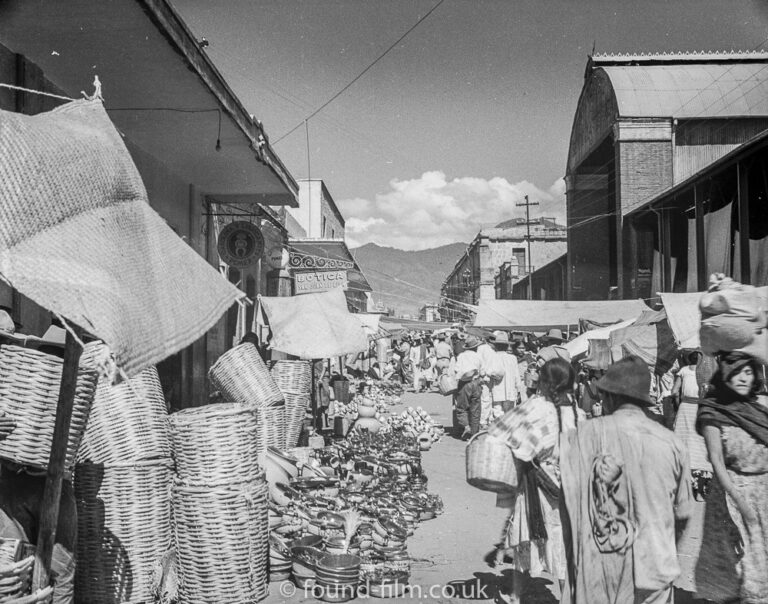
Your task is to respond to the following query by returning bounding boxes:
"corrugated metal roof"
[602,63,768,118]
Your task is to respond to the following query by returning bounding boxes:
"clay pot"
[357,405,377,419]
[354,417,381,434]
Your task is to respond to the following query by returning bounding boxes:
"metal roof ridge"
[589,49,768,67]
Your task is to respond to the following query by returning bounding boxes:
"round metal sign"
[265,246,288,270]
[217,220,264,268]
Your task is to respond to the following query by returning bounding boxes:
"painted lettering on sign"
[294,270,348,294]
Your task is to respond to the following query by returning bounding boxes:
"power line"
[273,0,446,144]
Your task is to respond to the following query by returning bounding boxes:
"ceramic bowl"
[316,553,361,572]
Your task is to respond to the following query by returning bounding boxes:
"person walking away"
[578,369,602,417]
[435,333,453,374]
[560,356,692,604]
[694,352,768,604]
[489,331,526,417]
[476,335,497,428]
[490,358,584,604]
[454,335,482,439]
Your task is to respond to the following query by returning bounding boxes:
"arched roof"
[603,63,768,118]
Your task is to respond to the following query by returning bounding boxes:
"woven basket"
[269,360,311,395]
[208,345,283,408]
[74,459,173,604]
[283,393,308,449]
[77,366,170,464]
[0,345,98,471]
[170,403,259,486]
[465,431,520,492]
[172,475,269,604]
[256,405,285,457]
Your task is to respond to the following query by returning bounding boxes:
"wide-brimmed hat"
[463,335,481,350]
[491,330,510,345]
[596,355,651,406]
[541,328,564,343]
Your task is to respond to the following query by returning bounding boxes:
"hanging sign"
[265,246,289,270]
[294,270,348,294]
[217,221,264,268]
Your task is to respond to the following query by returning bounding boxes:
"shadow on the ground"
[443,571,558,602]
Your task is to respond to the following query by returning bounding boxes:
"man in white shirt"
[489,331,526,417]
[475,334,497,427]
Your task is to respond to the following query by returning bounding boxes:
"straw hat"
[541,328,564,343]
[463,335,482,350]
[596,356,651,406]
[491,331,510,345]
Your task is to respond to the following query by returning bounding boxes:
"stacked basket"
[0,344,99,472]
[169,404,270,604]
[269,360,311,449]
[208,344,285,460]
[74,365,172,604]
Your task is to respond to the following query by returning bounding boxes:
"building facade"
[510,254,568,300]
[566,51,768,300]
[289,179,346,240]
[440,218,567,321]
[418,304,441,323]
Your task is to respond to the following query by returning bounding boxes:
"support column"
[627,219,639,298]
[694,184,707,290]
[661,209,672,291]
[737,161,752,284]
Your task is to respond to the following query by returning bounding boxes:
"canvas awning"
[661,287,768,349]
[257,288,368,359]
[473,299,650,331]
[565,317,637,358]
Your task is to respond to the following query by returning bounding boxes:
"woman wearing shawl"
[695,351,768,604]
[489,358,584,604]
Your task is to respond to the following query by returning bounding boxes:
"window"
[513,247,526,273]
[322,216,327,237]
[331,229,335,239]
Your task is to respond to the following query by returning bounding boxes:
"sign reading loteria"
[294,270,348,294]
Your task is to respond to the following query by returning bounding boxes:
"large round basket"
[172,474,269,604]
[269,360,311,395]
[465,431,520,492]
[0,345,98,471]
[283,393,308,449]
[208,344,283,408]
[77,366,170,464]
[75,459,173,604]
[170,403,260,486]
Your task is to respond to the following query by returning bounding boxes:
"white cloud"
[338,171,566,250]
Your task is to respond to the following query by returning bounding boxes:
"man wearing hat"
[489,331,526,416]
[453,335,482,439]
[540,328,565,346]
[559,356,692,604]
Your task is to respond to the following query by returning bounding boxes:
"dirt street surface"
[265,391,559,604]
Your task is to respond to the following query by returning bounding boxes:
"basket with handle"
[269,360,311,395]
[208,344,283,408]
[74,459,173,604]
[0,344,98,471]
[465,431,520,492]
[171,473,270,604]
[170,403,260,486]
[76,366,170,464]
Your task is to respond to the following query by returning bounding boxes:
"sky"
[174,0,768,250]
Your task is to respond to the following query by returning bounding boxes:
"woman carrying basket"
[489,357,584,604]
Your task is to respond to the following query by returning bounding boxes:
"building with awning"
[566,51,768,300]
[288,239,373,313]
[0,0,299,406]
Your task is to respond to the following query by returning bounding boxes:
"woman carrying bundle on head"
[489,357,584,604]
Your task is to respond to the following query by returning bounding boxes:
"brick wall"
[618,141,673,215]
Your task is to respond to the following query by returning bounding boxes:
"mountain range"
[350,242,468,317]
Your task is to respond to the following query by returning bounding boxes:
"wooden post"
[694,184,707,291]
[33,329,83,591]
[737,161,752,284]
[661,210,672,292]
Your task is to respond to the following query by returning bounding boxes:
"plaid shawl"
[487,394,557,462]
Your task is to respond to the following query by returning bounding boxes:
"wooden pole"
[737,161,752,284]
[694,184,707,291]
[33,328,83,591]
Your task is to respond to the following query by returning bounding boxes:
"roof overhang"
[0,0,298,206]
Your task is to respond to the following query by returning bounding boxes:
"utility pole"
[516,195,539,300]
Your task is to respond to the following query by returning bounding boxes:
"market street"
[265,390,558,604]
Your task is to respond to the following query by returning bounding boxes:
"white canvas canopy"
[473,299,650,331]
